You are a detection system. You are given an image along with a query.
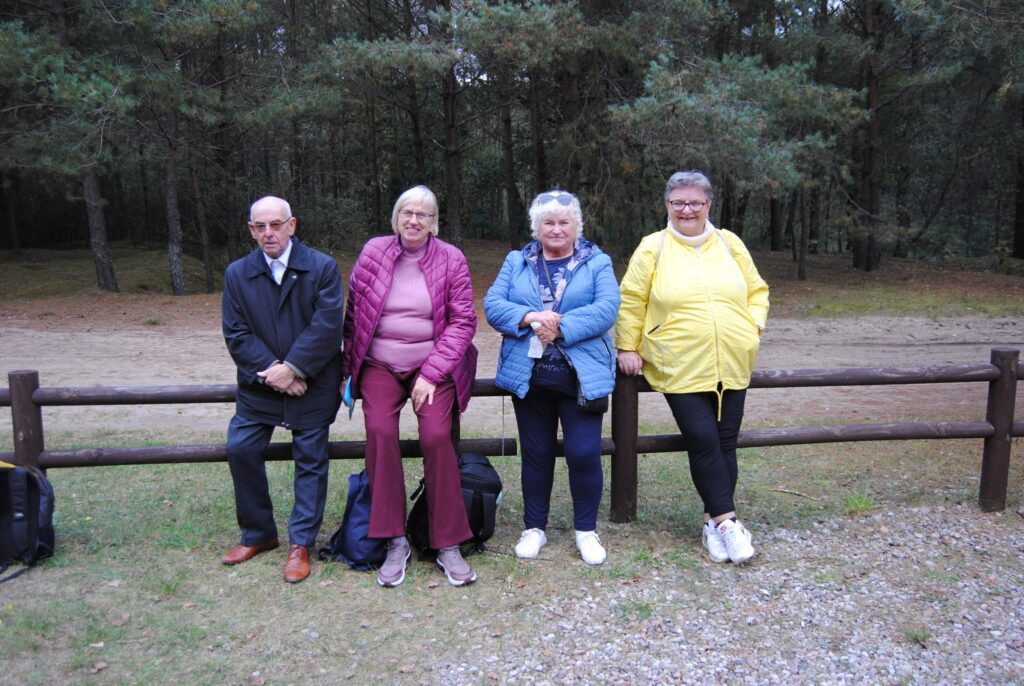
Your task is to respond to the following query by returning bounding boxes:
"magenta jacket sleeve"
[418,245,477,387]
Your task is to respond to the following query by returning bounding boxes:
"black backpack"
[1,462,55,583]
[407,453,503,557]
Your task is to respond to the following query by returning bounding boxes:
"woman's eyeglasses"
[537,193,574,206]
[668,200,707,211]
[399,210,435,221]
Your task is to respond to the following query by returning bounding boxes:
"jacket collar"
[522,237,598,270]
[244,237,311,279]
[384,233,439,264]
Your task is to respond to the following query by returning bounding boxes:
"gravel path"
[437,505,1024,685]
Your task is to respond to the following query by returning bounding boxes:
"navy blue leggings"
[664,389,746,518]
[512,388,604,531]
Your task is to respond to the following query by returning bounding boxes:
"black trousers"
[664,389,746,518]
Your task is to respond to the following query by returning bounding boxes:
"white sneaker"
[717,519,755,564]
[514,528,547,559]
[702,519,729,563]
[575,530,607,565]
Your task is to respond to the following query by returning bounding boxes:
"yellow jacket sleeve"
[614,231,661,351]
[721,230,769,331]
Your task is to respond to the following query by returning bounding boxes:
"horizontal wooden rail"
[32,437,516,469]
[3,347,1020,525]
[17,379,508,407]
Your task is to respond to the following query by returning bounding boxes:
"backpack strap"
[478,492,497,544]
[7,467,31,561]
[0,563,29,584]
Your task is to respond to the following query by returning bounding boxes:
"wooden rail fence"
[2,348,1020,522]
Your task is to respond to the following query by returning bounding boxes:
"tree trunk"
[786,190,798,261]
[2,171,18,251]
[733,192,749,237]
[165,112,187,296]
[1014,96,1024,260]
[407,82,428,184]
[529,67,548,196]
[560,58,582,191]
[769,195,783,251]
[499,65,524,248]
[808,187,820,254]
[82,166,119,292]
[798,189,810,280]
[138,140,152,247]
[188,145,215,293]
[719,176,734,229]
[856,0,883,271]
[441,64,464,249]
[365,93,383,229]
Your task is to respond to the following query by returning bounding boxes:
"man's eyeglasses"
[537,193,574,206]
[250,218,292,231]
[668,200,707,211]
[399,210,435,221]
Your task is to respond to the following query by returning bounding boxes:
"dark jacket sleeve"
[222,264,278,384]
[283,256,344,378]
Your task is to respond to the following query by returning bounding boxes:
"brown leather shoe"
[283,544,311,583]
[220,537,279,565]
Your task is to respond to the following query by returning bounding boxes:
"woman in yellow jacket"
[615,171,768,564]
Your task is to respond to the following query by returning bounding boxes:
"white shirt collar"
[263,238,293,269]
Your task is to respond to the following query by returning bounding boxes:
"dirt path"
[1,295,1022,446]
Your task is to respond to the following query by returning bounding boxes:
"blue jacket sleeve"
[484,253,535,339]
[558,254,621,346]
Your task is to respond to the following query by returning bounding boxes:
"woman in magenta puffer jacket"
[342,185,479,588]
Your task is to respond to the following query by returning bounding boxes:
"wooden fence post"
[9,370,44,468]
[979,348,1018,511]
[610,374,640,522]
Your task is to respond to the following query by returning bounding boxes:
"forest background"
[1,0,1023,293]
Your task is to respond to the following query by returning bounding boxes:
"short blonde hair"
[390,185,439,236]
[528,190,584,239]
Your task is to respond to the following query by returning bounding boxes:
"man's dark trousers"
[226,415,330,548]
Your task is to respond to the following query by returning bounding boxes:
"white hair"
[391,185,439,236]
[249,196,292,221]
[528,190,584,239]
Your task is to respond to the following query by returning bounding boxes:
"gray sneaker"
[377,536,411,587]
[436,546,477,586]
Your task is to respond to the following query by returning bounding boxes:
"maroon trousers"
[359,361,472,549]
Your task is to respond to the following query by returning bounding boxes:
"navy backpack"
[1,462,56,583]
[318,470,387,571]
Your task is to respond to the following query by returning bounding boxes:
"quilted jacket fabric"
[483,238,620,400]
[342,234,478,413]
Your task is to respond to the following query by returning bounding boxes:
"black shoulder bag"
[538,255,609,415]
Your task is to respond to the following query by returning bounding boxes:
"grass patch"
[0,437,1019,684]
[842,492,876,516]
[902,625,932,647]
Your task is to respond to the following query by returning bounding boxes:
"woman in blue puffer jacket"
[484,190,620,565]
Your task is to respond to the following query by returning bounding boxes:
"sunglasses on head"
[537,193,573,206]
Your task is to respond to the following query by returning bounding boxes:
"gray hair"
[664,171,714,201]
[390,185,439,236]
[528,190,584,239]
[250,196,292,222]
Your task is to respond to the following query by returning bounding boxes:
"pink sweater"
[366,246,433,371]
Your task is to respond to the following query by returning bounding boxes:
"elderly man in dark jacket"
[220,195,343,583]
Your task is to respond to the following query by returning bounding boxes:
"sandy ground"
[2,307,1022,449]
